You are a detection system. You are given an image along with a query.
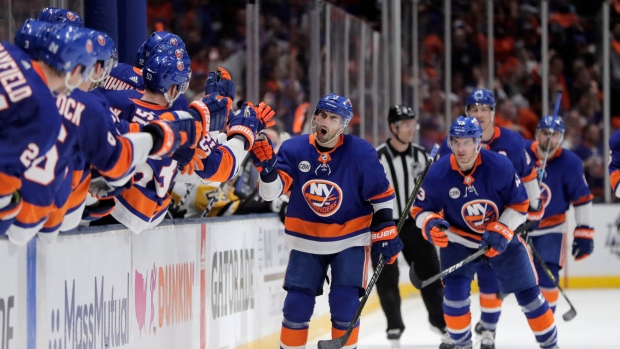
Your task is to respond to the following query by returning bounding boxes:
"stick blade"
[562,308,577,321]
[409,262,423,289]
[317,336,347,349]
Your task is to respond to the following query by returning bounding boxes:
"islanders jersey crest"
[461,199,499,233]
[540,182,551,208]
[302,180,343,217]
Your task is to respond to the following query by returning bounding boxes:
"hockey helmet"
[449,116,483,139]
[537,115,565,134]
[135,31,185,69]
[466,88,496,111]
[388,104,416,124]
[142,45,191,95]
[87,30,118,83]
[37,7,84,27]
[313,93,353,127]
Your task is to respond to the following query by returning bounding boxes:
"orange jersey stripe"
[279,170,294,193]
[120,186,170,219]
[445,312,472,331]
[527,308,555,332]
[16,201,54,225]
[611,170,620,190]
[522,168,538,182]
[129,123,141,133]
[99,136,134,180]
[506,199,529,214]
[571,194,594,206]
[42,204,67,229]
[451,225,483,241]
[369,186,395,202]
[0,172,22,197]
[285,214,372,239]
[410,206,424,220]
[539,213,566,229]
[280,327,308,347]
[206,147,236,182]
[65,172,91,211]
[332,326,359,346]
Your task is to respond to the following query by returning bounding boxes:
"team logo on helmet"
[472,90,484,101]
[97,35,106,46]
[85,39,93,53]
[169,38,179,46]
[67,12,77,21]
[302,180,343,217]
[176,61,184,71]
[175,49,184,59]
[540,182,551,208]
[461,199,499,233]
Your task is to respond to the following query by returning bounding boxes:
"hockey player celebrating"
[376,105,446,345]
[609,128,620,198]
[525,116,594,312]
[439,89,542,346]
[250,93,403,349]
[411,116,558,349]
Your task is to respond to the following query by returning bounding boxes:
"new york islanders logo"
[169,38,179,46]
[175,49,184,59]
[461,199,499,233]
[97,34,106,46]
[85,39,93,53]
[176,61,184,71]
[66,12,77,21]
[540,182,551,207]
[302,180,343,217]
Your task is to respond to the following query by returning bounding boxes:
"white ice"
[308,288,620,349]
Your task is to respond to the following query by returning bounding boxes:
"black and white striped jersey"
[376,140,428,220]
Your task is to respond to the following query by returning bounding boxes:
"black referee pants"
[371,218,445,333]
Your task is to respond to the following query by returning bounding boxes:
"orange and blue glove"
[480,222,514,257]
[252,102,276,132]
[422,213,449,247]
[204,67,235,99]
[371,223,403,264]
[572,226,594,260]
[250,133,278,182]
[228,103,259,150]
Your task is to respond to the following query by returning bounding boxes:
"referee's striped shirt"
[376,140,428,220]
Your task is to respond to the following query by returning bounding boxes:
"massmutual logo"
[461,199,499,233]
[134,262,195,337]
[302,180,343,217]
[48,274,130,348]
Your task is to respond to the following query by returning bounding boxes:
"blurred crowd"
[145,0,617,202]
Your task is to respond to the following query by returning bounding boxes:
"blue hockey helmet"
[37,7,84,27]
[135,31,185,69]
[537,115,565,133]
[449,116,483,139]
[14,18,55,60]
[87,30,118,83]
[37,24,97,80]
[314,93,354,127]
[466,88,496,111]
[142,45,191,95]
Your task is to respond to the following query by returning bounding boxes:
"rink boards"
[1,205,620,349]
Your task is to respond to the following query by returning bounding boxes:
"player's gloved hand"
[251,101,276,132]
[204,67,236,99]
[527,199,545,222]
[89,176,133,199]
[371,223,403,264]
[480,222,514,257]
[202,94,233,132]
[172,130,219,175]
[251,133,278,182]
[270,193,289,224]
[228,103,259,150]
[572,225,594,260]
[422,213,449,247]
[81,198,115,221]
[0,191,22,234]
[142,119,185,157]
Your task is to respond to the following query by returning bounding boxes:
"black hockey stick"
[317,144,440,349]
[527,240,577,321]
[409,220,537,289]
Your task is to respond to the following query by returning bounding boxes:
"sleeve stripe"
[571,194,593,206]
[369,186,395,202]
[505,199,529,214]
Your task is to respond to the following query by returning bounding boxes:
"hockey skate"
[438,332,473,349]
[474,321,484,335]
[479,329,496,349]
[387,329,402,348]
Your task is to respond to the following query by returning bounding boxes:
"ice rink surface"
[308,289,619,349]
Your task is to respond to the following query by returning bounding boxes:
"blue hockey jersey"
[104,62,143,90]
[524,140,593,233]
[411,150,529,248]
[274,134,395,254]
[609,129,620,196]
[0,43,61,222]
[438,126,537,182]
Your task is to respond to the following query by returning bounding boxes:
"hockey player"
[609,129,620,198]
[7,21,197,244]
[411,116,558,349]
[250,93,403,349]
[375,105,446,345]
[439,89,542,346]
[525,116,593,312]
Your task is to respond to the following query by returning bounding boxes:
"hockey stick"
[409,220,538,289]
[317,144,440,349]
[527,240,577,321]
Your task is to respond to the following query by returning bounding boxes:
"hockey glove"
[204,67,236,99]
[572,225,594,260]
[228,103,259,150]
[142,120,184,157]
[252,101,276,132]
[0,191,22,234]
[251,133,278,182]
[203,94,233,132]
[480,222,514,257]
[526,200,545,222]
[89,176,133,199]
[371,224,403,265]
[422,213,449,248]
[81,198,115,221]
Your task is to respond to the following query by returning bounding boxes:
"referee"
[374,105,446,344]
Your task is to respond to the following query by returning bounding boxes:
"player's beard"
[313,119,343,146]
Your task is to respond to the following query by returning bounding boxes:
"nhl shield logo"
[461,199,499,233]
[302,180,343,217]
